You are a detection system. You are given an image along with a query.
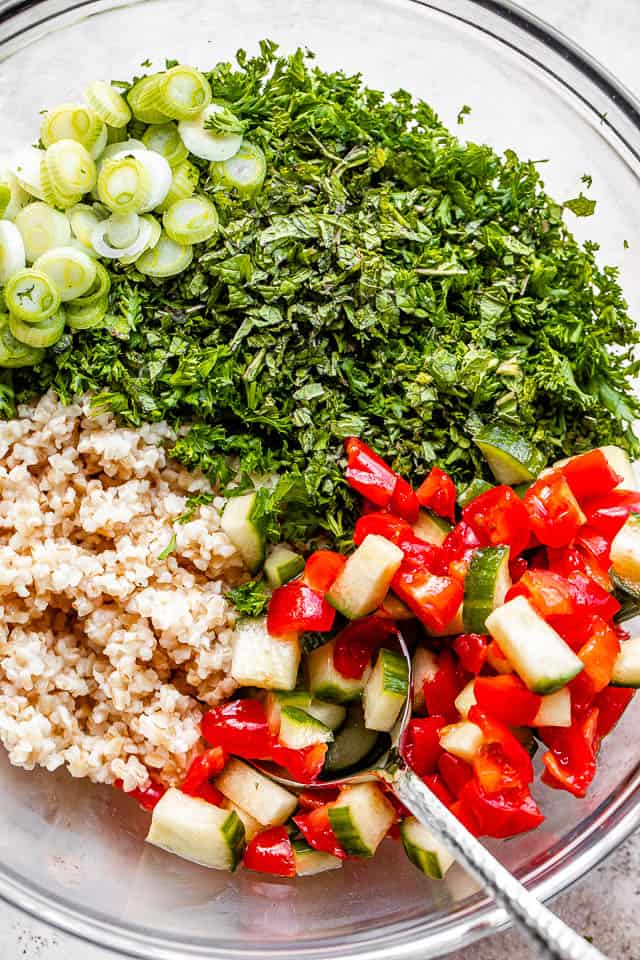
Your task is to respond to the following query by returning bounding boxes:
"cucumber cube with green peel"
[363,647,409,732]
[214,759,298,826]
[231,617,301,691]
[611,636,640,687]
[475,424,546,484]
[278,705,334,749]
[146,788,245,870]
[220,491,266,573]
[306,639,370,703]
[264,545,305,588]
[463,545,511,633]
[326,534,403,619]
[610,514,640,597]
[400,817,455,878]
[323,704,380,774]
[533,687,571,727]
[412,509,451,547]
[292,837,343,876]
[328,782,395,858]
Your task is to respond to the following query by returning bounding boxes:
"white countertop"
[1,1,639,958]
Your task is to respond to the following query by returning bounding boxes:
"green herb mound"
[16,41,640,542]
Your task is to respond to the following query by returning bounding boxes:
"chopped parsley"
[14,41,640,545]
[227,578,271,616]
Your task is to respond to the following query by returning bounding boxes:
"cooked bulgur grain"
[0,392,246,793]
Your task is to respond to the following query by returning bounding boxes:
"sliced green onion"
[40,158,82,211]
[106,125,128,146]
[3,268,61,322]
[157,66,212,121]
[128,149,172,211]
[0,170,28,221]
[0,221,26,283]
[97,139,146,172]
[9,308,66,348]
[13,148,46,200]
[33,246,97,302]
[15,201,72,262]
[88,124,108,161]
[91,215,152,260]
[85,80,132,128]
[178,104,243,162]
[118,215,161,265]
[66,294,108,330]
[0,316,45,367]
[105,213,140,249]
[44,140,97,197]
[211,140,266,196]
[156,160,199,211]
[68,203,106,247]
[70,261,111,307]
[97,156,151,214]
[141,123,188,167]
[41,103,105,150]
[127,75,168,125]
[136,231,192,277]
[163,196,218,245]
[0,184,10,218]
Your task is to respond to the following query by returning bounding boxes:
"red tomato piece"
[114,778,167,812]
[344,437,397,509]
[423,773,455,808]
[582,489,640,540]
[453,633,488,675]
[486,639,513,674]
[187,781,225,806]
[438,752,473,798]
[202,700,272,759]
[333,616,399,679]
[423,650,464,722]
[267,580,335,636]
[567,571,620,622]
[297,788,340,811]
[506,569,575,618]
[457,781,544,838]
[401,716,446,776]
[181,747,226,797]
[469,706,534,788]
[539,710,598,798]
[271,742,328,783]
[293,805,347,859]
[474,675,542,727]
[524,472,586,548]
[353,512,413,547]
[243,826,296,877]
[438,520,483,578]
[548,541,612,592]
[594,687,635,740]
[576,527,612,568]
[449,798,483,836]
[416,466,457,522]
[390,476,420,523]
[560,449,621,503]
[304,550,346,592]
[576,616,620,695]
[463,485,531,557]
[392,563,463,633]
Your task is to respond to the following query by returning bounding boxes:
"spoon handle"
[393,766,607,960]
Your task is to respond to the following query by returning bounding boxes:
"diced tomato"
[181,747,226,799]
[509,554,529,583]
[474,675,542,727]
[594,687,635,740]
[559,450,622,504]
[188,781,225,805]
[293,805,347,859]
[304,550,346,592]
[540,710,598,798]
[524,472,586,548]
[400,537,441,569]
[297,788,340,811]
[453,633,488,675]
[438,752,473,797]
[423,650,464,722]
[506,569,575,618]
[423,773,455,807]
[114,778,167,812]
[392,563,463,633]
[567,571,620,622]
[243,826,296,877]
[272,742,328,783]
[390,476,420,523]
[333,616,399,680]
[267,580,335,636]
[576,528,612,568]
[353,512,413,547]
[486,639,513,674]
[582,489,640,540]
[457,781,544,838]
[463,485,531,557]
[576,616,620,695]
[402,716,446,776]
[449,798,482,836]
[438,520,482,578]
[202,699,272,759]
[469,706,534,789]
[416,466,457,522]
[548,542,612,592]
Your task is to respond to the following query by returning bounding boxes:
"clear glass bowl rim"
[0,0,639,958]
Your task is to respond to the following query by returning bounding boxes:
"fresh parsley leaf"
[564,194,597,217]
[176,492,215,524]
[457,104,471,125]
[204,106,245,135]
[581,173,593,188]
[227,578,270,616]
[157,532,177,560]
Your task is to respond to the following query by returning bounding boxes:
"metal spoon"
[254,631,607,960]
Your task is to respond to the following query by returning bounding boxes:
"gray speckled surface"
[0,0,638,957]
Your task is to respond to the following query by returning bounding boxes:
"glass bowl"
[0,1,639,958]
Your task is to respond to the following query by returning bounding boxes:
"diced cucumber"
[425,603,464,638]
[146,788,245,870]
[379,593,415,620]
[323,704,381,774]
[221,797,262,842]
[399,817,455,879]
[292,837,343,876]
[363,648,409,732]
[326,534,403,619]
[457,478,493,509]
[231,617,301,691]
[611,636,640,687]
[264,689,346,732]
[307,699,347,731]
[438,721,484,762]
[463,546,511,633]
[328,782,395,858]
[534,687,572,727]
[412,509,452,547]
[611,571,640,602]
[220,492,266,573]
[454,680,477,720]
[306,639,369,704]
[214,759,298,826]
[475,424,546,484]
[411,646,439,713]
[610,514,640,596]
[278,705,334,749]
[264,545,305,588]
[486,596,584,694]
